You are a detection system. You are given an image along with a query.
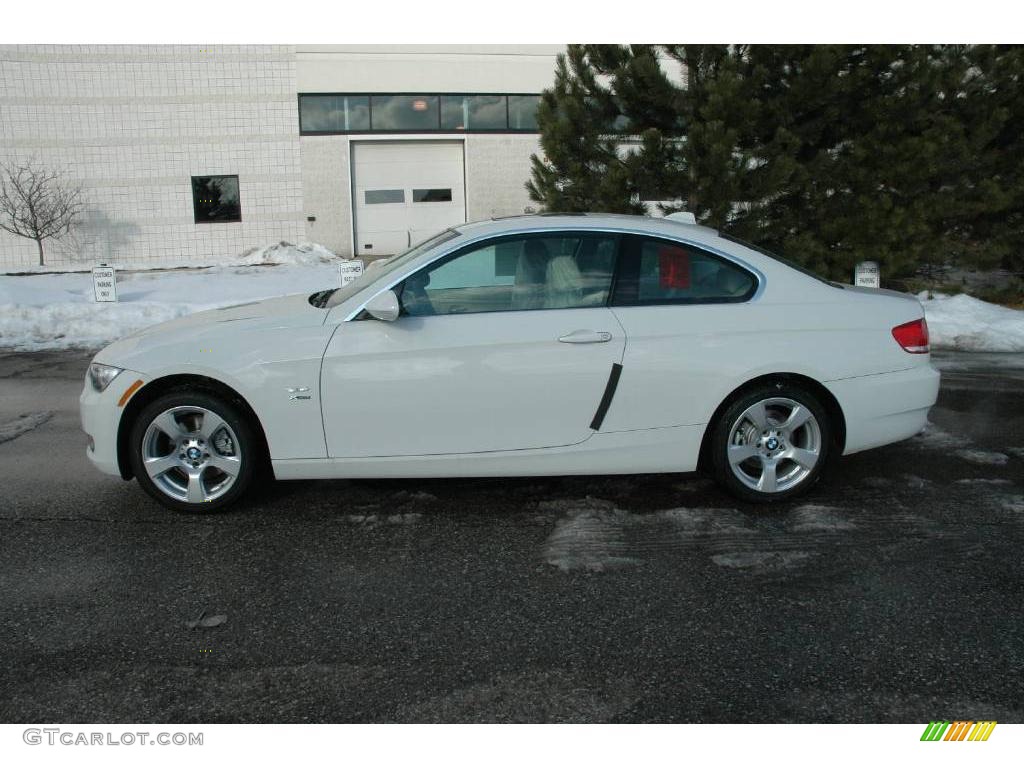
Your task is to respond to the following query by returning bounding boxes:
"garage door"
[352,141,466,257]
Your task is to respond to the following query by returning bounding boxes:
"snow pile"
[5,241,342,274]
[235,241,340,267]
[919,291,1024,353]
[0,262,341,351]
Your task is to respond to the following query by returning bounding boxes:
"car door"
[320,232,625,458]
[601,234,760,433]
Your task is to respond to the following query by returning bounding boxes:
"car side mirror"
[365,289,400,322]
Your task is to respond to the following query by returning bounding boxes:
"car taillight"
[892,318,929,353]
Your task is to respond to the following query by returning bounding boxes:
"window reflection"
[508,95,541,130]
[299,95,370,132]
[298,93,542,133]
[191,175,241,223]
[440,95,508,130]
[370,95,439,131]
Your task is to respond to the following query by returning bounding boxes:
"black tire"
[128,389,258,513]
[710,382,832,504]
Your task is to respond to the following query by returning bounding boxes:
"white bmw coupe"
[81,214,939,512]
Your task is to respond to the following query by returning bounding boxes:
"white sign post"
[92,265,117,302]
[854,261,880,289]
[339,259,364,287]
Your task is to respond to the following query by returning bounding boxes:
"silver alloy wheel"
[141,405,242,504]
[726,397,822,494]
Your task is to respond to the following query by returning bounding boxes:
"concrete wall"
[296,45,562,93]
[299,136,353,257]
[0,44,559,268]
[0,45,306,269]
[465,134,541,222]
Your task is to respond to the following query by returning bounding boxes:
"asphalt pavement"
[0,348,1022,723]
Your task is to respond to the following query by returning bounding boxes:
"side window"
[612,237,756,305]
[400,234,618,317]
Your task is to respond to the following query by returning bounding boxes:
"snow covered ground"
[917,291,1024,354]
[5,240,341,274]
[0,243,343,351]
[1,246,1023,353]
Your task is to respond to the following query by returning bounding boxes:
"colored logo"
[920,721,997,742]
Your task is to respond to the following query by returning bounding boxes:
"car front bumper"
[80,368,150,477]
[828,363,941,455]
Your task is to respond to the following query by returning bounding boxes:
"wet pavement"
[0,349,1022,722]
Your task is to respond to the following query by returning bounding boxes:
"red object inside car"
[659,246,691,289]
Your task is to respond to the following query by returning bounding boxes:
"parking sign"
[92,265,117,302]
[339,259,364,287]
[854,261,880,289]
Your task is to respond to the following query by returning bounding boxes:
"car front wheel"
[129,390,256,513]
[711,383,832,503]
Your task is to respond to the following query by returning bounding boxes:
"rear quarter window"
[612,236,757,306]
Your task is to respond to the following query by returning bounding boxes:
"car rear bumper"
[80,369,149,477]
[827,364,941,455]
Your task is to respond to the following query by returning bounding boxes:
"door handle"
[558,330,613,344]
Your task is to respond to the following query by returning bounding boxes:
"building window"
[364,189,405,205]
[191,175,241,224]
[508,95,541,131]
[298,93,542,134]
[440,95,508,130]
[370,95,440,131]
[299,95,370,132]
[413,188,453,203]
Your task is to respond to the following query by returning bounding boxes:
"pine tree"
[526,46,640,213]
[944,45,1024,275]
[588,44,687,213]
[729,45,973,282]
[831,45,977,281]
[664,44,753,225]
[529,45,761,225]
[529,44,1023,284]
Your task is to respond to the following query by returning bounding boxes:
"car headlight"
[88,362,123,392]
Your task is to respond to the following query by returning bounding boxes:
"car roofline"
[454,212,720,240]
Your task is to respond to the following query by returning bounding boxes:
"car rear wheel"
[129,390,256,513]
[711,383,832,503]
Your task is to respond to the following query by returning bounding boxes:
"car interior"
[399,236,616,316]
[396,234,754,317]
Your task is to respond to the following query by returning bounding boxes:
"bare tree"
[0,159,84,266]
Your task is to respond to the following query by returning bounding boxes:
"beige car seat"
[544,255,584,309]
[512,240,550,309]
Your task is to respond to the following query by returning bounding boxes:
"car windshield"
[321,229,461,309]
[718,232,842,288]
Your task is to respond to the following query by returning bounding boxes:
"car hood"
[133,292,324,337]
[95,292,329,366]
